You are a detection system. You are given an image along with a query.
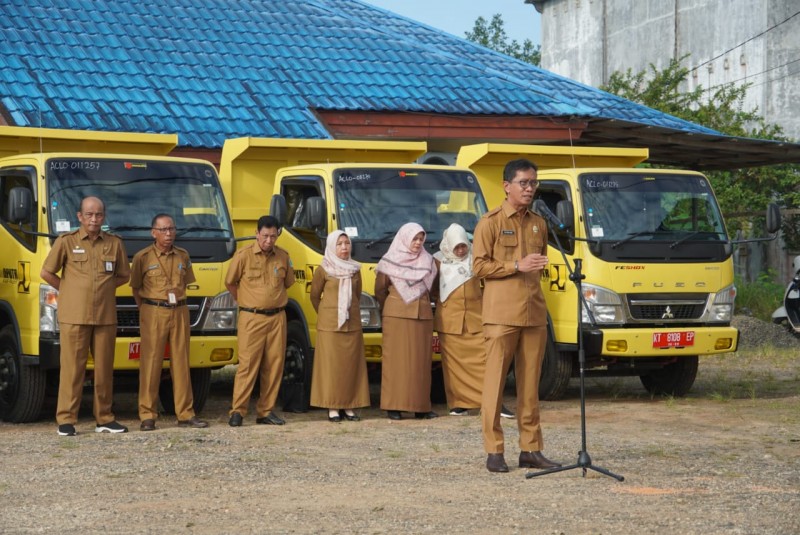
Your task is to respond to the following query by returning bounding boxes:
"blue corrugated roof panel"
[0,0,720,147]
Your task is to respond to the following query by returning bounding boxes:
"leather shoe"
[342,411,360,422]
[519,451,562,469]
[140,419,156,432]
[328,414,342,423]
[486,453,509,473]
[414,411,438,419]
[178,416,209,428]
[256,412,285,425]
[387,410,402,420]
[228,412,243,427]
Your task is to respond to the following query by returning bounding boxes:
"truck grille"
[627,293,708,321]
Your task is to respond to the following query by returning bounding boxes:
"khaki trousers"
[138,304,194,421]
[481,324,546,454]
[56,323,116,425]
[230,311,287,417]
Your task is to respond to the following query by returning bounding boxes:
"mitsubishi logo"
[661,306,675,320]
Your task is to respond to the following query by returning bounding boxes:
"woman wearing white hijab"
[433,224,486,416]
[375,222,438,420]
[310,231,370,422]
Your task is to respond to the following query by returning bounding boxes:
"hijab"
[321,230,361,328]
[433,223,473,303]
[376,222,437,304]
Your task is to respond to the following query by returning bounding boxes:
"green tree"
[465,14,540,66]
[602,55,800,241]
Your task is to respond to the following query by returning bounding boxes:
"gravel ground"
[1,316,798,534]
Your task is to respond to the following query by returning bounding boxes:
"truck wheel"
[0,325,46,423]
[538,337,572,401]
[639,356,698,397]
[280,320,312,413]
[159,368,212,415]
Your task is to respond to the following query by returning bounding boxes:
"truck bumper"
[584,326,738,358]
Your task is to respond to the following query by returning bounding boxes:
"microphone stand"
[526,218,623,482]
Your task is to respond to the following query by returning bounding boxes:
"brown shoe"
[177,416,209,429]
[486,453,509,473]
[140,419,156,432]
[519,451,562,469]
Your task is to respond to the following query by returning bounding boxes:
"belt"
[142,298,187,308]
[238,306,285,316]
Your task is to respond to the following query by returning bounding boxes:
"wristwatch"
[514,260,519,272]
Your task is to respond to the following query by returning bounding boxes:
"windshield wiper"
[669,231,720,249]
[177,227,232,237]
[365,232,395,248]
[611,230,658,249]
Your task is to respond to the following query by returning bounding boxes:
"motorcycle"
[771,254,800,334]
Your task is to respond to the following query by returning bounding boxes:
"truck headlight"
[40,284,60,333]
[360,292,381,328]
[708,284,736,322]
[201,291,237,331]
[581,284,624,324]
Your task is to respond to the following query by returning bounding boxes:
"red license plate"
[652,331,695,348]
[128,342,171,360]
[431,335,441,354]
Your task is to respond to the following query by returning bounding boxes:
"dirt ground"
[1,340,799,534]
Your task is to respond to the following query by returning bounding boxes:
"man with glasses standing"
[472,159,562,473]
[130,214,208,431]
[225,215,295,427]
[41,196,131,436]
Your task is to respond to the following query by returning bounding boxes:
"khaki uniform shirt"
[129,244,196,300]
[42,228,130,325]
[310,267,363,332]
[472,200,548,327]
[226,242,295,309]
[375,272,433,320]
[433,273,483,335]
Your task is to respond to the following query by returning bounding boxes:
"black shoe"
[328,411,342,423]
[342,411,360,422]
[140,419,156,432]
[486,453,509,473]
[57,424,76,436]
[95,421,128,433]
[256,412,285,425]
[449,407,468,416]
[500,405,515,419]
[228,412,243,427]
[387,410,402,420]
[414,411,438,419]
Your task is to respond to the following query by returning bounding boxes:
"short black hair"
[150,213,173,228]
[257,215,281,232]
[503,158,538,183]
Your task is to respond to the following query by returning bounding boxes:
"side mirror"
[766,203,781,234]
[306,196,326,229]
[8,187,32,224]
[270,194,288,226]
[555,200,574,232]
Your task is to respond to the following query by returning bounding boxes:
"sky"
[359,0,541,46]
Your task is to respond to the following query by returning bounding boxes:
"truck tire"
[159,367,212,415]
[639,356,698,397]
[0,325,46,423]
[538,337,573,401]
[280,320,312,413]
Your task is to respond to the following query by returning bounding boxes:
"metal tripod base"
[525,450,624,481]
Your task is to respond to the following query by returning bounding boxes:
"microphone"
[532,199,565,230]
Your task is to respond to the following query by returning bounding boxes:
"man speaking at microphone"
[472,158,562,473]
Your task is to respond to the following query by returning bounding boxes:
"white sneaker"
[500,405,515,419]
[449,408,469,416]
[95,421,128,433]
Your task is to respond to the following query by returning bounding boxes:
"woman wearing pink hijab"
[310,230,371,422]
[375,222,438,420]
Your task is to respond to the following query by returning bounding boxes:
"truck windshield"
[581,172,729,262]
[46,157,234,260]
[334,167,487,261]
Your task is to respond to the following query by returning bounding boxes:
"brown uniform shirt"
[433,274,483,335]
[375,272,433,320]
[225,242,295,309]
[130,244,196,299]
[310,267,363,332]
[472,200,548,327]
[42,228,130,325]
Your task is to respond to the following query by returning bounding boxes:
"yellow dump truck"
[459,143,779,399]
[0,126,237,422]
[219,137,490,408]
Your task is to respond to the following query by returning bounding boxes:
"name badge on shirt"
[105,261,114,272]
[501,230,515,235]
[73,248,85,253]
[168,292,177,305]
[533,226,540,233]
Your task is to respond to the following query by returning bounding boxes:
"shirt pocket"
[100,255,118,274]
[245,268,263,284]
[66,251,89,272]
[270,264,287,287]
[145,268,166,286]
[498,231,518,260]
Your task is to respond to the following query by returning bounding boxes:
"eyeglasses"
[511,180,538,189]
[153,226,177,233]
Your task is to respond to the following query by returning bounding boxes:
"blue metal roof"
[0,0,720,148]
